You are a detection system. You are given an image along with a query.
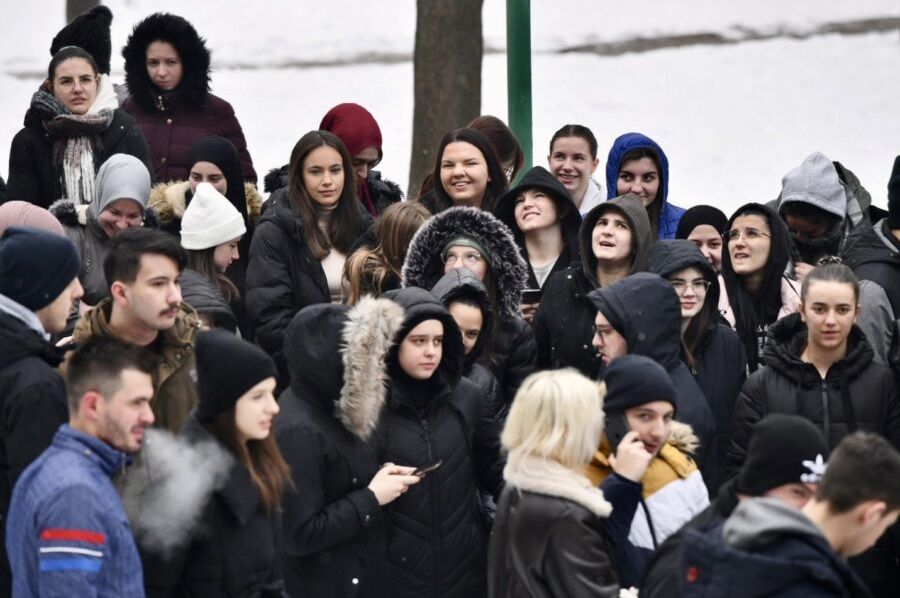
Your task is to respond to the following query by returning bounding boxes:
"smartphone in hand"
[413,460,443,477]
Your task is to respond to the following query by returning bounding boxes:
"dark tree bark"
[408,0,484,198]
[67,0,100,22]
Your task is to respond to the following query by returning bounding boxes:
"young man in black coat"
[0,227,83,595]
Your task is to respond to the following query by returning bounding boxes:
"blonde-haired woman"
[488,369,619,598]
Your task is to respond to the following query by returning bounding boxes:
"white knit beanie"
[180,182,247,250]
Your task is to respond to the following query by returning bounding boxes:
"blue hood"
[605,132,670,205]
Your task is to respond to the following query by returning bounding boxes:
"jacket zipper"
[821,379,831,445]
[420,418,441,598]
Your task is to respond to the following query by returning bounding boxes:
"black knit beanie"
[602,354,678,416]
[195,329,278,423]
[887,156,900,229]
[0,227,80,311]
[736,413,829,496]
[675,205,727,239]
[50,6,113,75]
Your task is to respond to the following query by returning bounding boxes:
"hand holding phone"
[413,460,443,477]
[368,463,421,505]
[608,432,653,483]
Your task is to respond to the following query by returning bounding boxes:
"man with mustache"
[73,227,200,432]
[6,337,155,597]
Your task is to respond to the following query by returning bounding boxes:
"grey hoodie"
[724,497,824,551]
[780,151,849,221]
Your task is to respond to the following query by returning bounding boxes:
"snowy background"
[1,0,897,214]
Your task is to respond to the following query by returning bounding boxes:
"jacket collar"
[54,424,130,477]
[0,293,47,339]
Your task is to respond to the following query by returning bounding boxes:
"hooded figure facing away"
[276,297,410,598]
[533,193,653,378]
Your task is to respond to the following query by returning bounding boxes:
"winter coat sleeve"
[277,426,383,557]
[544,513,620,598]
[856,280,894,367]
[4,378,68,488]
[6,130,41,204]
[499,318,537,402]
[726,374,766,477]
[599,473,653,586]
[122,121,155,185]
[472,395,505,500]
[211,100,256,183]
[245,222,296,358]
[532,299,553,370]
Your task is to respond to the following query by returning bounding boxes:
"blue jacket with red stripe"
[6,425,145,597]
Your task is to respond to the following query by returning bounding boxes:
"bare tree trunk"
[67,0,100,22]
[408,0,484,198]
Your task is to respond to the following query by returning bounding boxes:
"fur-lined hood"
[122,13,211,112]
[49,198,160,230]
[402,206,527,319]
[148,180,263,229]
[283,297,404,440]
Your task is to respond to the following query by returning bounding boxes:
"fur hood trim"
[504,453,612,517]
[264,165,289,194]
[402,206,527,318]
[122,13,211,112]
[668,420,699,455]
[149,180,263,227]
[49,198,159,229]
[337,296,405,440]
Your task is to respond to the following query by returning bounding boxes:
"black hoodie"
[646,240,746,493]
[493,166,582,290]
[588,272,716,466]
[533,193,654,377]
[373,287,503,598]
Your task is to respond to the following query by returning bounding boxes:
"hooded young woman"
[121,13,256,183]
[493,166,582,321]
[276,297,415,598]
[8,47,152,209]
[605,133,684,240]
[402,206,535,404]
[373,286,504,598]
[646,240,746,493]
[532,193,653,378]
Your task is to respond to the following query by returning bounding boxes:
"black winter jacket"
[402,206,536,402]
[844,218,900,318]
[6,108,153,209]
[0,310,69,595]
[729,313,900,472]
[142,417,283,597]
[179,269,237,332]
[246,189,370,381]
[276,298,404,598]
[374,288,504,598]
[646,240,747,493]
[533,193,654,378]
[489,489,619,598]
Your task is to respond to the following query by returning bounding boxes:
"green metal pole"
[507,0,533,179]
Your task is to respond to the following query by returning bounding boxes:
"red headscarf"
[320,103,383,216]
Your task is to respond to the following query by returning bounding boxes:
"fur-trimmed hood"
[148,180,263,229]
[283,296,404,440]
[402,206,527,318]
[49,198,160,230]
[122,13,211,112]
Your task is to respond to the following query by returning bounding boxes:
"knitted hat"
[442,236,493,268]
[675,204,727,239]
[195,329,278,423]
[180,182,247,250]
[50,6,113,75]
[888,156,900,229]
[0,201,66,237]
[602,354,678,415]
[0,227,80,311]
[736,413,829,496]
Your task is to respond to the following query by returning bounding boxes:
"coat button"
[166,118,172,124]
[364,514,371,524]
[583,345,588,350]
[574,293,580,299]
[351,578,359,585]
[567,274,572,279]
[351,477,358,485]
[161,157,167,164]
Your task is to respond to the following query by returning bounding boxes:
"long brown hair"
[185,248,240,302]
[288,130,362,260]
[206,408,292,513]
[343,202,430,304]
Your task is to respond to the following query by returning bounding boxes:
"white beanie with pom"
[180,182,247,250]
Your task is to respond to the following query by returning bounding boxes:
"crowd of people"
[2,5,900,598]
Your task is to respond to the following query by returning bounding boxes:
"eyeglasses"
[669,279,711,296]
[443,252,484,267]
[591,324,617,343]
[723,228,771,243]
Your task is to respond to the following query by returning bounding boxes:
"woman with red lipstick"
[729,260,900,467]
[142,329,291,597]
[246,130,368,383]
[7,47,152,209]
[646,240,746,493]
[547,124,604,216]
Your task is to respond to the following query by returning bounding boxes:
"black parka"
[142,416,283,598]
[729,313,900,471]
[374,287,504,598]
[276,298,404,598]
[646,240,747,492]
[245,188,370,381]
[6,108,152,209]
[843,218,900,317]
[533,193,654,378]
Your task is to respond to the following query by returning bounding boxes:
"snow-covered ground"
[1,1,898,214]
